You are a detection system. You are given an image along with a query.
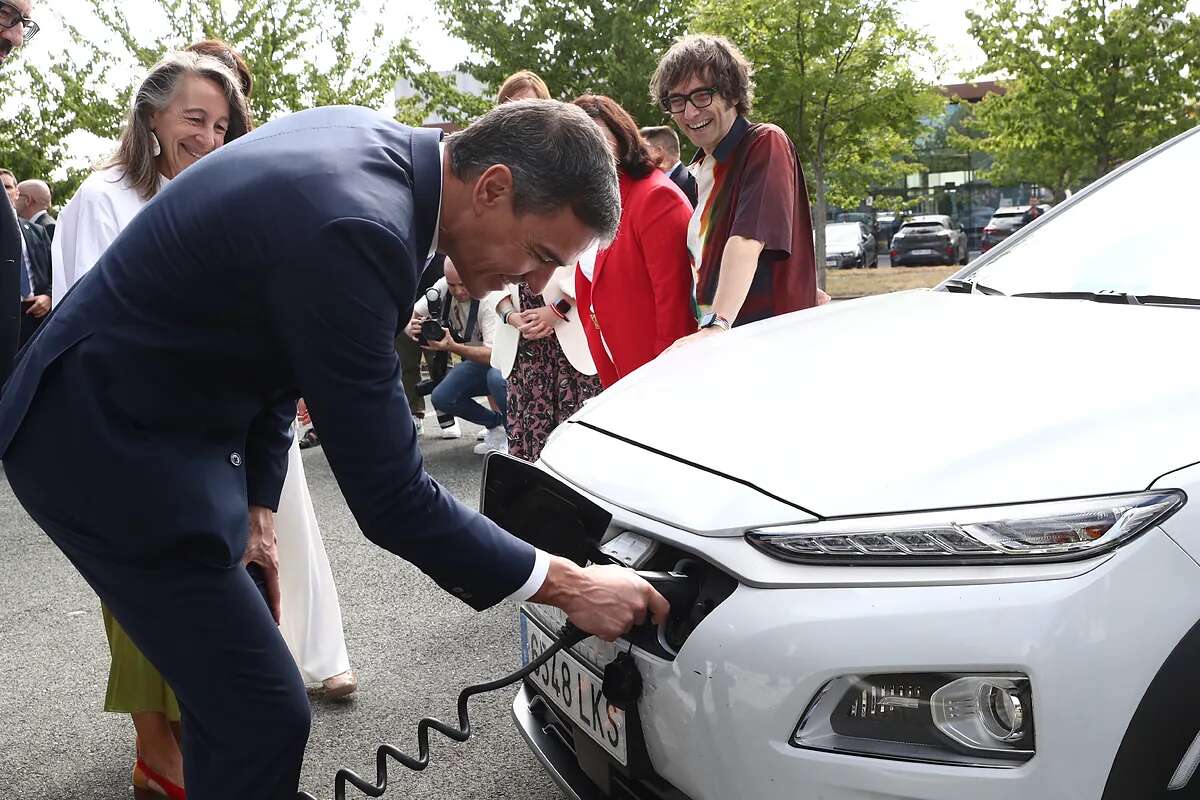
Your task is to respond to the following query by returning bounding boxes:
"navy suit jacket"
[668,162,698,208]
[0,106,535,610]
[0,197,21,381]
[19,218,51,295]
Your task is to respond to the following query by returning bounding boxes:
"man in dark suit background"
[15,214,50,345]
[0,101,666,799]
[0,173,22,383]
[0,2,34,380]
[641,124,698,207]
[15,178,55,240]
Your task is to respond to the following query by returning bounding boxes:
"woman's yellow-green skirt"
[101,605,180,721]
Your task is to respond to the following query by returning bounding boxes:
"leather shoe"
[322,669,358,699]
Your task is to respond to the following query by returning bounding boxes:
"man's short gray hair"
[446,100,621,244]
[640,125,681,160]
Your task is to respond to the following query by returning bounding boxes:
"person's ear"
[473,164,514,212]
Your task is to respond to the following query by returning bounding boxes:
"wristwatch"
[699,312,732,332]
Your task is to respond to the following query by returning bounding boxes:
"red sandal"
[133,755,187,799]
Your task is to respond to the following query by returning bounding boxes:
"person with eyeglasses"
[0,0,35,63]
[650,34,820,347]
[0,0,36,386]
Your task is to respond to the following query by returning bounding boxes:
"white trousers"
[276,434,351,683]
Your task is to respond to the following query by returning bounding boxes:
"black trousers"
[18,311,42,348]
[5,375,311,799]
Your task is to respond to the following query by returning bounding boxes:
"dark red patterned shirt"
[687,116,818,325]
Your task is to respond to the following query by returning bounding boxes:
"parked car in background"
[967,206,996,247]
[504,120,1200,800]
[890,214,969,266]
[876,211,906,246]
[835,211,878,240]
[980,205,1051,252]
[824,222,877,269]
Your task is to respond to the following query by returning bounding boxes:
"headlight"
[747,491,1184,565]
[792,672,1034,767]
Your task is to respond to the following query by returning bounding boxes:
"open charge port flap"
[483,453,737,656]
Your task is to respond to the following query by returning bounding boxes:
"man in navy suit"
[0,101,666,799]
[0,2,37,378]
[641,124,698,207]
[16,215,50,345]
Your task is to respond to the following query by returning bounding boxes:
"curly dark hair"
[650,34,754,117]
[571,94,654,179]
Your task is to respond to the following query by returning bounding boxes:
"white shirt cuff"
[507,548,550,602]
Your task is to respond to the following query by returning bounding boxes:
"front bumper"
[514,528,1200,800]
[824,253,863,268]
[892,245,954,264]
[514,684,692,800]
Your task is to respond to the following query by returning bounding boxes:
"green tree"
[0,0,475,204]
[75,0,447,125]
[0,29,121,200]
[692,0,941,288]
[436,0,691,124]
[962,0,1200,198]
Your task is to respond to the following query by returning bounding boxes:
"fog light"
[792,672,1034,767]
[932,676,1030,750]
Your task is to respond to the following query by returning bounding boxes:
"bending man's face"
[445,165,597,299]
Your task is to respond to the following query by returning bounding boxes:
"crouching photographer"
[406,258,509,454]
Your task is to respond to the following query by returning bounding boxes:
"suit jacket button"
[229,452,243,467]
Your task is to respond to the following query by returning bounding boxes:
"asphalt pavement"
[0,423,564,800]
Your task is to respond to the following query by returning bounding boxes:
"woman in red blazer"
[572,95,697,388]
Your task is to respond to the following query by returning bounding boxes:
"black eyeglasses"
[0,0,38,42]
[661,86,719,115]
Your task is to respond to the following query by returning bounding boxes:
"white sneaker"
[473,426,508,455]
[440,420,462,439]
[476,427,488,441]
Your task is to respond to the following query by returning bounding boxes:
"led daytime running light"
[748,491,1184,565]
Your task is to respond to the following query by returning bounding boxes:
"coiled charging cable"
[296,621,587,800]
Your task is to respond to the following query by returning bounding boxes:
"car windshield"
[901,222,943,232]
[991,212,1025,223]
[960,128,1200,300]
[826,224,860,245]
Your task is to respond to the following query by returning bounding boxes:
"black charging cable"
[296,621,588,800]
[296,571,698,800]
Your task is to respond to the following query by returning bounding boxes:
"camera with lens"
[416,287,448,347]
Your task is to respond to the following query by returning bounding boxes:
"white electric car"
[491,124,1200,800]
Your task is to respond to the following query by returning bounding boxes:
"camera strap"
[462,299,480,342]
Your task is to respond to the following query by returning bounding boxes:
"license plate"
[520,613,628,765]
[825,258,838,266]
[912,248,935,255]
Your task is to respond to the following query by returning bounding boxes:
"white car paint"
[511,126,1200,799]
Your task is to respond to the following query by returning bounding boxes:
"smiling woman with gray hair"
[47,49,249,799]
[51,50,250,307]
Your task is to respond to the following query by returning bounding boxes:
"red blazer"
[577,170,696,387]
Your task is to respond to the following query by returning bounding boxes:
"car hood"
[566,291,1200,518]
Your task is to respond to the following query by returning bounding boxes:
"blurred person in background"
[489,71,602,460]
[49,51,251,799]
[3,169,50,345]
[640,124,697,207]
[406,257,508,453]
[0,0,38,381]
[397,253,463,440]
[575,96,695,387]
[650,34,819,343]
[15,178,55,239]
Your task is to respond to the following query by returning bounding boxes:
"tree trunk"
[813,138,828,292]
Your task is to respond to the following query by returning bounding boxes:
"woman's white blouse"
[51,166,168,307]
